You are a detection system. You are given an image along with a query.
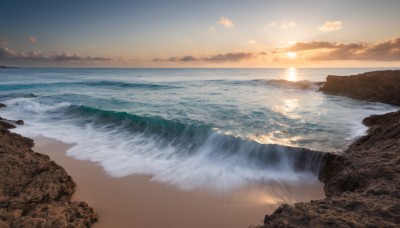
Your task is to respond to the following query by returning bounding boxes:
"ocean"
[0,68,397,192]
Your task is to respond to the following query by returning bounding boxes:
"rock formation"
[260,71,400,227]
[262,110,400,227]
[319,70,400,106]
[0,104,98,227]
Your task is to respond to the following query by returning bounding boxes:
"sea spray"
[2,98,326,191]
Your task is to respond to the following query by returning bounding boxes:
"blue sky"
[1,0,400,67]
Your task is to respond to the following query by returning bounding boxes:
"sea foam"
[2,98,325,192]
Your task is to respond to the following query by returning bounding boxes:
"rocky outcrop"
[319,70,400,106]
[262,110,400,227]
[0,110,98,227]
[259,72,400,227]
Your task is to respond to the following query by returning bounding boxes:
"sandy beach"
[33,136,324,228]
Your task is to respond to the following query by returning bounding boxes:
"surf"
[1,97,327,191]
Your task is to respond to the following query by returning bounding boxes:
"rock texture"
[260,72,400,227]
[262,111,400,227]
[319,70,400,106]
[0,106,98,227]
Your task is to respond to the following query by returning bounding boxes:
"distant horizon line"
[2,66,400,70]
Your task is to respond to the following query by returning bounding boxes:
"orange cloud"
[218,17,234,28]
[275,37,400,61]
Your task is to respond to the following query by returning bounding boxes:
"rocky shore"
[0,105,97,227]
[261,70,400,227]
[319,70,400,106]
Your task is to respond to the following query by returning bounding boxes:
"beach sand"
[33,136,324,228]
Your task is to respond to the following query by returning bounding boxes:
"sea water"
[0,68,397,192]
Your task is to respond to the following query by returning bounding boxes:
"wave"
[0,93,37,99]
[78,80,177,89]
[67,105,325,171]
[0,80,177,91]
[2,98,327,191]
[264,79,324,90]
[205,79,324,90]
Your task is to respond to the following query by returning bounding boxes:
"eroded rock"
[319,70,400,106]
[0,117,98,227]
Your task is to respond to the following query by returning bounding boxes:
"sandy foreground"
[33,136,324,228]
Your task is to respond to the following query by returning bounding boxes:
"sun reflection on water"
[273,98,300,120]
[286,67,297,81]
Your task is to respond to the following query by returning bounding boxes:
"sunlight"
[287,52,297,59]
[286,67,297,81]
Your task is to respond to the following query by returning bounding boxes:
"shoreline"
[33,136,324,228]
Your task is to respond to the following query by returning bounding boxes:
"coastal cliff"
[0,106,98,227]
[319,70,400,106]
[261,70,400,227]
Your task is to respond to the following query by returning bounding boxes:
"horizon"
[1,0,400,68]
[2,66,400,70]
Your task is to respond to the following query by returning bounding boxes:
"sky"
[1,0,400,68]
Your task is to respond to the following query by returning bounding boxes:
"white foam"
[1,98,319,192]
[4,98,70,113]
[3,98,396,192]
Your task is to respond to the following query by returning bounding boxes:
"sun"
[287,52,297,59]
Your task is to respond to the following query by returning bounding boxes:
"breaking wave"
[1,98,327,192]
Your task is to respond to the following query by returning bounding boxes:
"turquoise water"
[0,68,397,191]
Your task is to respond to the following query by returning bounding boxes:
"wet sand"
[33,136,324,228]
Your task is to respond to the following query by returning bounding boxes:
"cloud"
[209,26,215,31]
[28,36,37,44]
[153,52,260,62]
[180,55,198,61]
[0,47,111,62]
[203,52,253,61]
[282,22,297,29]
[319,21,342,32]
[218,17,234,28]
[154,55,198,62]
[247,40,256,44]
[275,37,400,61]
[278,41,338,52]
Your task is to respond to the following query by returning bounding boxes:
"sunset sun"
[287,52,297,59]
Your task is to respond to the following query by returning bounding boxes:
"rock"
[260,110,400,227]
[0,117,98,227]
[15,120,24,125]
[319,70,400,106]
[0,120,16,129]
[257,71,400,227]
[0,117,25,129]
[0,103,6,109]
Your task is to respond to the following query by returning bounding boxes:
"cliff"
[260,71,400,227]
[319,70,400,106]
[0,105,98,227]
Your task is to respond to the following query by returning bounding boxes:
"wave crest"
[2,98,327,191]
[264,79,323,90]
